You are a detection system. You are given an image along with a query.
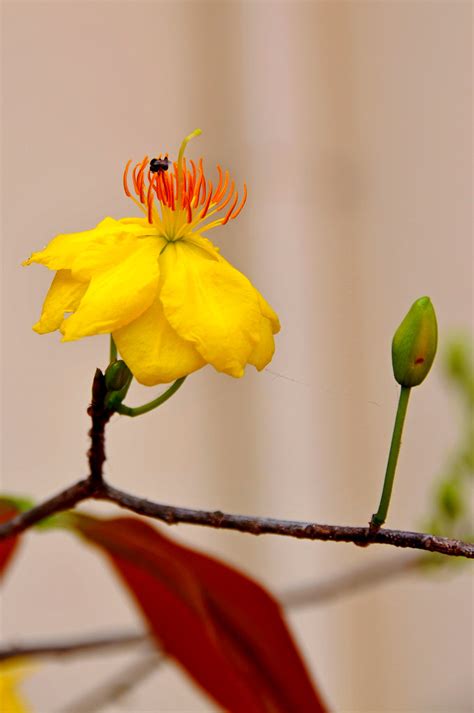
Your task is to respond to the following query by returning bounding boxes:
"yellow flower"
[0,661,32,713]
[25,130,280,385]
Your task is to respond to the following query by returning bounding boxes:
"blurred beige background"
[1,0,472,711]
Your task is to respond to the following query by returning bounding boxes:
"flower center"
[122,130,247,241]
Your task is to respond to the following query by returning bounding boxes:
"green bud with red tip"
[392,297,438,388]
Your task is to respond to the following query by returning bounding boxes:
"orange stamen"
[185,195,192,223]
[200,172,207,205]
[200,180,213,219]
[181,165,187,208]
[123,143,246,231]
[212,165,223,201]
[170,177,176,211]
[146,183,154,223]
[162,174,168,209]
[159,172,169,206]
[194,160,204,205]
[190,159,197,186]
[214,169,229,204]
[138,175,145,204]
[154,173,163,203]
[132,162,140,194]
[187,172,195,207]
[167,172,175,207]
[122,159,132,197]
[230,183,247,220]
[216,180,235,211]
[137,156,148,203]
[222,190,239,225]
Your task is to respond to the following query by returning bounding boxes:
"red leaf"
[71,514,328,713]
[0,501,21,578]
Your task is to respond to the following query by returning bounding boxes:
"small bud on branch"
[392,296,438,388]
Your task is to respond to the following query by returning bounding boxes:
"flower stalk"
[370,296,438,533]
[370,385,411,531]
[116,377,186,417]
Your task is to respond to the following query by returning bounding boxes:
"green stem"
[109,336,117,363]
[371,386,412,530]
[116,377,186,417]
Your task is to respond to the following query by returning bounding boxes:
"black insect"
[150,156,171,173]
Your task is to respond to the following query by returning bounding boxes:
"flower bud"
[105,360,132,391]
[392,297,438,387]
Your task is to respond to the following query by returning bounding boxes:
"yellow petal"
[248,316,277,370]
[184,233,221,260]
[217,253,281,334]
[0,679,29,713]
[113,296,205,385]
[255,290,281,334]
[69,235,138,282]
[33,270,89,334]
[0,662,32,713]
[159,242,261,377]
[118,217,151,229]
[61,239,160,340]
[23,217,156,275]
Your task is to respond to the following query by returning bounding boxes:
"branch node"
[163,508,178,525]
[210,510,225,527]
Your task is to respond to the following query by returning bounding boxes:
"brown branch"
[1,367,472,559]
[0,559,418,662]
[87,369,112,486]
[280,554,423,609]
[0,552,455,667]
[0,632,148,662]
[3,370,469,712]
[0,558,423,663]
[94,483,474,558]
[0,371,109,539]
[61,653,161,713]
[0,479,93,539]
[0,479,472,558]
